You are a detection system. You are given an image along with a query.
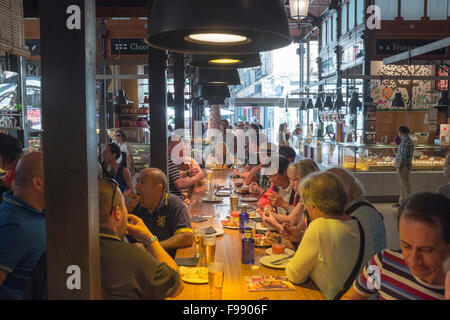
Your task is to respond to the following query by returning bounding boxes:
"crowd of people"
[0,129,449,300]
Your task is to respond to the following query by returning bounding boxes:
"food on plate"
[271,243,286,255]
[236,185,250,194]
[180,267,208,283]
[255,233,272,247]
[221,218,239,228]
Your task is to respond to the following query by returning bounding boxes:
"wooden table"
[171,169,325,300]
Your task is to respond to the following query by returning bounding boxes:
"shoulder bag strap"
[333,217,365,300]
[345,201,384,221]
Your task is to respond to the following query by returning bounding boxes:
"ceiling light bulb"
[209,58,242,65]
[186,33,249,45]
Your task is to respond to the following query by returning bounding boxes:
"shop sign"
[25,39,40,56]
[436,66,448,91]
[376,39,446,56]
[110,38,148,55]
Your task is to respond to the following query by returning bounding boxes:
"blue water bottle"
[239,204,249,234]
[242,227,255,264]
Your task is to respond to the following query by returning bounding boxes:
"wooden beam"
[40,0,101,299]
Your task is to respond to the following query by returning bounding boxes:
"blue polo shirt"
[130,192,192,258]
[0,191,46,300]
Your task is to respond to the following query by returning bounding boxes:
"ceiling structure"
[23,0,333,43]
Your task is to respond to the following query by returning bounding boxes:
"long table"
[172,169,325,300]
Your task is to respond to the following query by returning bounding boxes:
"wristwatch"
[143,234,158,249]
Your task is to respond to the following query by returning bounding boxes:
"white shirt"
[276,184,294,215]
[285,217,374,300]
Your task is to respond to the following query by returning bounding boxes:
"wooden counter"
[171,169,324,300]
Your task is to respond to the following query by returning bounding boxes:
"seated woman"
[262,159,319,237]
[102,143,133,194]
[285,172,374,300]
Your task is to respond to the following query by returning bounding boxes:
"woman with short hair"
[285,172,374,300]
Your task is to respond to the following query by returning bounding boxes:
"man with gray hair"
[328,167,386,254]
[126,168,194,258]
[0,152,45,299]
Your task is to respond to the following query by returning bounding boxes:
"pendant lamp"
[147,0,292,54]
[196,68,241,86]
[436,91,449,109]
[189,53,262,69]
[315,94,323,111]
[167,92,175,106]
[205,98,226,105]
[349,91,363,114]
[289,0,310,20]
[197,85,231,100]
[300,100,306,111]
[333,93,346,112]
[323,95,333,109]
[390,92,405,108]
[306,98,314,109]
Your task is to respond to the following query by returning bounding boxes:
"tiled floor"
[373,203,401,250]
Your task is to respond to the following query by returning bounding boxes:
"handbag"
[333,217,365,300]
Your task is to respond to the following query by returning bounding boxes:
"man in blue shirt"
[0,152,45,300]
[394,126,415,207]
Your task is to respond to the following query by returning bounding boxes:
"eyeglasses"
[115,134,122,137]
[102,178,119,215]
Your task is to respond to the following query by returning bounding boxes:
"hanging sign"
[376,39,446,56]
[110,38,148,55]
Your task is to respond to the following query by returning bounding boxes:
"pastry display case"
[129,142,150,174]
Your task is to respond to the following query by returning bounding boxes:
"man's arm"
[159,232,194,252]
[340,286,370,300]
[174,176,201,190]
[244,164,263,185]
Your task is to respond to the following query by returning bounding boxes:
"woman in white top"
[285,172,374,300]
[278,123,288,147]
[115,129,135,175]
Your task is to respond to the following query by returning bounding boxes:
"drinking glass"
[194,229,205,262]
[230,194,239,212]
[208,262,224,300]
[203,235,216,266]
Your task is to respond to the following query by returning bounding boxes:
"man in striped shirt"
[342,192,450,300]
[168,135,203,198]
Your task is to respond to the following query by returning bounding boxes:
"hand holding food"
[127,214,153,243]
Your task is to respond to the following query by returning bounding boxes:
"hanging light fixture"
[306,98,314,109]
[205,98,226,105]
[147,0,292,54]
[196,68,241,86]
[289,0,310,20]
[167,92,175,106]
[390,91,405,108]
[315,94,323,111]
[323,95,333,109]
[188,53,262,69]
[300,100,306,110]
[197,85,231,100]
[349,91,363,114]
[333,92,346,113]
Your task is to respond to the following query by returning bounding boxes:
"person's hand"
[124,191,140,213]
[268,192,289,209]
[281,223,302,243]
[191,167,200,176]
[126,214,152,243]
[249,182,263,195]
[261,208,278,229]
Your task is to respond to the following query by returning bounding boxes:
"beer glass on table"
[208,262,224,300]
[203,235,216,266]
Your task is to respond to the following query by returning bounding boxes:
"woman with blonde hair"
[285,172,374,300]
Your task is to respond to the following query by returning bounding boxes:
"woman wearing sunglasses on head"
[102,143,133,194]
[114,129,135,176]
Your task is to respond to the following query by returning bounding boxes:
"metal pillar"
[174,53,185,131]
[40,0,101,299]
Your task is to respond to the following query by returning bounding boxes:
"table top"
[171,169,325,300]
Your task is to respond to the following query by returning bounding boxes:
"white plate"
[222,225,239,230]
[260,254,294,269]
[203,228,224,237]
[201,197,223,202]
[240,197,258,202]
[265,248,295,256]
[179,267,208,284]
[216,191,231,197]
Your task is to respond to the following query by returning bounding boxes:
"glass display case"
[129,142,150,174]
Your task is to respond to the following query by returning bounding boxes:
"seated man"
[168,135,203,198]
[257,156,296,215]
[24,179,183,300]
[0,152,45,300]
[127,168,194,258]
[327,167,387,254]
[342,192,450,300]
[436,153,450,199]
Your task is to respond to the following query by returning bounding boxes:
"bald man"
[327,167,386,254]
[126,168,194,258]
[0,152,45,300]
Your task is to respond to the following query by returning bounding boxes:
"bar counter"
[171,169,325,300]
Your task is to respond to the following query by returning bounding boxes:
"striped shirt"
[168,157,182,197]
[395,136,414,169]
[354,249,445,300]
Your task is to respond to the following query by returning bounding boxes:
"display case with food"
[128,142,150,174]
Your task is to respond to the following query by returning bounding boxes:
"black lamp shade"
[349,91,362,114]
[314,95,323,111]
[205,98,226,105]
[333,93,346,111]
[436,91,449,108]
[147,0,292,54]
[390,92,405,108]
[300,100,306,110]
[306,98,314,109]
[167,92,174,106]
[196,68,241,86]
[189,53,262,69]
[197,85,231,99]
[323,95,333,109]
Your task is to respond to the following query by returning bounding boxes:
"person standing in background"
[394,126,414,208]
[0,133,23,190]
[115,129,135,176]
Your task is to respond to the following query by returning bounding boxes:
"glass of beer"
[194,229,205,263]
[230,194,239,213]
[208,262,224,300]
[206,169,213,184]
[203,235,216,266]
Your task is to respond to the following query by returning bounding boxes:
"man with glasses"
[25,178,183,300]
